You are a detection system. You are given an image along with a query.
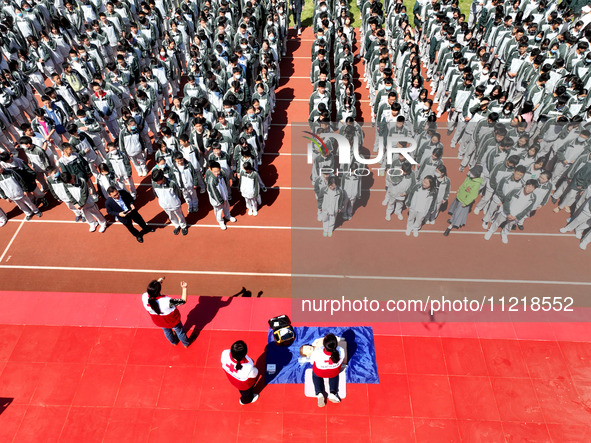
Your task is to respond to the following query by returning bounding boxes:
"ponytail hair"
[231,340,248,371]
[323,333,340,364]
[147,280,162,315]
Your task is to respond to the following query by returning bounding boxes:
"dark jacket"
[105,189,136,223]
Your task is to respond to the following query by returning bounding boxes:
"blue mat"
[264,326,379,384]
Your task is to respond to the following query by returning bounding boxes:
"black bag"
[268,314,295,346]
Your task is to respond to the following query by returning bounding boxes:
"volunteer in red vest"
[221,340,259,405]
[311,333,345,407]
[142,277,192,347]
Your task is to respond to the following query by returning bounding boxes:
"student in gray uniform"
[553,151,591,214]
[0,163,42,220]
[517,171,553,230]
[152,168,188,236]
[106,142,137,198]
[62,171,107,233]
[341,162,363,221]
[20,136,51,192]
[385,162,415,221]
[426,164,450,224]
[172,152,200,213]
[484,179,538,244]
[560,196,591,242]
[314,171,331,222]
[405,175,437,237]
[119,118,148,177]
[318,176,344,237]
[474,155,520,216]
[47,167,85,222]
[482,165,526,230]
[205,160,236,230]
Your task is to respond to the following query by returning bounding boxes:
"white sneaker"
[580,242,588,251]
[228,217,237,223]
[98,223,107,233]
[413,230,419,237]
[248,209,253,215]
[474,208,481,215]
[397,213,403,221]
[317,393,326,408]
[484,230,493,240]
[559,227,568,234]
[89,223,98,232]
[328,393,341,403]
[385,214,391,221]
[482,222,489,230]
[576,231,583,239]
[381,199,388,206]
[240,393,259,405]
[427,220,435,225]
[405,228,411,236]
[252,210,257,216]
[219,222,227,230]
[501,232,508,244]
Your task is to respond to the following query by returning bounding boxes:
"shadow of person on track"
[184,287,263,340]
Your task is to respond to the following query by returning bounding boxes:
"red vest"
[147,296,181,328]
[223,357,256,390]
[312,349,342,378]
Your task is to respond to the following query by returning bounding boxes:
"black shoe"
[40,198,48,207]
[551,197,557,204]
[173,227,181,235]
[35,211,42,218]
[136,236,144,243]
[443,228,451,237]
[182,227,188,236]
[518,225,524,231]
[447,219,452,224]
[25,214,33,221]
[75,215,82,223]
[511,225,516,230]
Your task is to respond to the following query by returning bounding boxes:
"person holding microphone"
[142,277,192,347]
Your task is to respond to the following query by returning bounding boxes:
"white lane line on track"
[2,219,575,237]
[0,219,25,263]
[0,264,589,286]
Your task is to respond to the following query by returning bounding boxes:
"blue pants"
[312,371,339,396]
[162,321,190,346]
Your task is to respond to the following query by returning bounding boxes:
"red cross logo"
[225,363,238,373]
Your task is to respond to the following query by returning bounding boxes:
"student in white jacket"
[405,176,437,237]
[239,161,267,216]
[318,176,344,237]
[151,168,188,236]
[119,118,147,176]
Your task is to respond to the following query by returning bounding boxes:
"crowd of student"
[0,0,590,249]
[308,0,591,250]
[0,0,284,237]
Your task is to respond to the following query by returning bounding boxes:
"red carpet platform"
[1,291,591,442]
